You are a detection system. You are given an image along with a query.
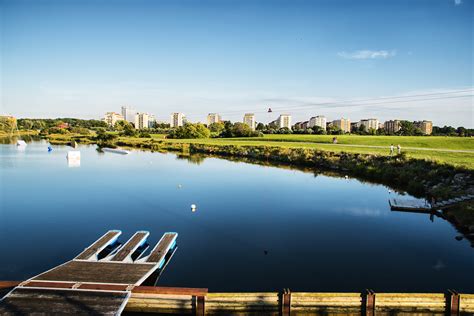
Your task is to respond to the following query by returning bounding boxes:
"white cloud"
[338,50,397,60]
[454,0,462,5]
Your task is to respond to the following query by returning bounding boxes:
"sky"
[1,0,473,127]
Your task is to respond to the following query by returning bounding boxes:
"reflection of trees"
[0,135,39,144]
[176,154,206,165]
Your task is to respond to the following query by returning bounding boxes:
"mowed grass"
[126,134,474,169]
[230,134,474,150]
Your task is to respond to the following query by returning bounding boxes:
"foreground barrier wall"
[1,282,472,315]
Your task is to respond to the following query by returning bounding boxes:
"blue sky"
[1,0,473,126]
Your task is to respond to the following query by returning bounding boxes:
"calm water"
[0,140,472,292]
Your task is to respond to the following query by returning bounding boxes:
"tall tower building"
[243,113,256,131]
[121,106,137,123]
[170,113,185,128]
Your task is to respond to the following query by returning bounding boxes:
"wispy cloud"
[454,0,462,5]
[338,50,397,60]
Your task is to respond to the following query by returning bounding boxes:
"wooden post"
[280,288,291,316]
[195,295,205,316]
[362,289,376,316]
[447,289,460,316]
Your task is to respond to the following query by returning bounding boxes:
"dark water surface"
[0,141,472,292]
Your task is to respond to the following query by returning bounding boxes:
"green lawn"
[229,134,474,151]
[149,135,474,169]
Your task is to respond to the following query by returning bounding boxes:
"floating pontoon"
[0,230,178,315]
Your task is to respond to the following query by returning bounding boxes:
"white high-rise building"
[358,118,379,130]
[207,113,221,125]
[243,113,256,131]
[121,106,137,123]
[148,114,156,128]
[134,113,149,129]
[308,116,327,130]
[277,114,292,129]
[170,113,185,128]
[102,112,124,127]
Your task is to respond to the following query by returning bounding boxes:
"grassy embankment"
[122,134,474,169]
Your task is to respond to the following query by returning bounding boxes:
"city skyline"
[2,0,473,127]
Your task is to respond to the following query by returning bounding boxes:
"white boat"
[102,148,130,155]
[16,140,27,147]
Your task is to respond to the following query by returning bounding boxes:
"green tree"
[312,126,325,135]
[231,122,253,137]
[121,122,137,137]
[19,119,33,130]
[168,123,211,139]
[208,122,225,134]
[95,128,118,145]
[114,120,133,131]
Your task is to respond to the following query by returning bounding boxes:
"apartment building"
[103,112,124,127]
[243,113,256,131]
[170,113,185,128]
[332,118,351,133]
[308,116,327,130]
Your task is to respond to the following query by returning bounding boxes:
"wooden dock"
[389,194,474,212]
[0,230,178,315]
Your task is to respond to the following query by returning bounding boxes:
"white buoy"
[191,204,196,212]
[344,175,348,179]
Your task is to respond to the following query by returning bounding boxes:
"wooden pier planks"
[0,287,129,315]
[0,230,179,315]
[31,261,157,285]
[76,230,121,260]
[146,232,177,263]
[389,198,431,212]
[110,231,149,262]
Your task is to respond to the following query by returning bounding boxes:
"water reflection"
[176,153,206,165]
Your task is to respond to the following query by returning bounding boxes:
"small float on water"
[102,147,130,155]
[67,151,81,167]
[16,140,27,147]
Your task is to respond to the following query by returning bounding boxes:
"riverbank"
[29,133,474,233]
[41,133,474,199]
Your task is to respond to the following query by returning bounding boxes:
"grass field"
[143,134,474,169]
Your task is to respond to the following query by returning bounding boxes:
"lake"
[0,140,472,292]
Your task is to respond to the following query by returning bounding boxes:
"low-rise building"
[135,113,149,129]
[332,118,351,133]
[243,113,256,131]
[207,113,221,125]
[103,112,124,127]
[170,113,185,128]
[293,121,309,130]
[308,116,327,130]
[414,120,433,135]
[384,120,402,134]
